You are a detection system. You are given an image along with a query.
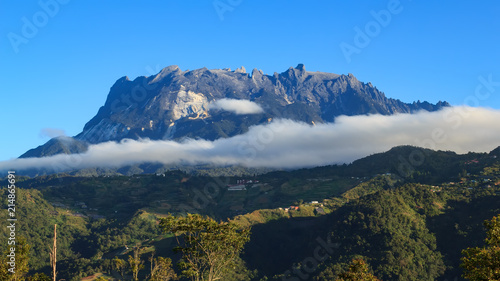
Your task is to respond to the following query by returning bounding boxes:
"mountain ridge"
[21,64,449,159]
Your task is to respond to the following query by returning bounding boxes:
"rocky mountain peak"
[251,68,264,79]
[235,66,246,73]
[22,65,450,158]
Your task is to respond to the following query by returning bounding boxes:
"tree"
[336,259,381,281]
[128,247,144,281]
[101,259,113,275]
[149,257,178,281]
[49,224,57,281]
[112,257,126,279]
[461,215,500,280]
[0,236,30,281]
[160,214,251,281]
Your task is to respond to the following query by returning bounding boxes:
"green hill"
[2,145,500,280]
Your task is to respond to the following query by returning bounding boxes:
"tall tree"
[128,247,144,281]
[149,257,178,281]
[160,214,251,281]
[461,215,500,280]
[112,257,126,280]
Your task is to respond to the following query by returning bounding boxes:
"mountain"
[20,136,88,158]
[21,64,449,158]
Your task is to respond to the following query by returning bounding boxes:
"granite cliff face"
[21,64,449,158]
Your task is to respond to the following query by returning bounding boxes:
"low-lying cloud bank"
[208,98,264,114]
[2,106,500,173]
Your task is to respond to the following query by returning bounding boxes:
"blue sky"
[1,0,499,161]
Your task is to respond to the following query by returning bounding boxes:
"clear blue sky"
[1,0,499,161]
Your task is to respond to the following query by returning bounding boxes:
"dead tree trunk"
[49,224,57,281]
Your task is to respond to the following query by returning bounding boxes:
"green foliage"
[222,256,258,281]
[128,247,145,281]
[315,185,446,280]
[342,176,391,201]
[83,210,162,257]
[0,188,86,271]
[0,239,49,281]
[149,256,177,281]
[336,259,381,281]
[160,214,251,281]
[461,215,500,280]
[2,145,500,280]
[26,273,51,281]
[0,237,30,281]
[233,209,289,228]
[112,257,126,278]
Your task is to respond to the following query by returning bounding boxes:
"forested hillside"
[1,145,500,280]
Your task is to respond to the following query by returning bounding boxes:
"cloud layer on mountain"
[2,106,500,173]
[208,98,264,115]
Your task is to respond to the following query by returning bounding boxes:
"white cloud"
[39,128,66,139]
[208,98,264,114]
[2,106,500,173]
